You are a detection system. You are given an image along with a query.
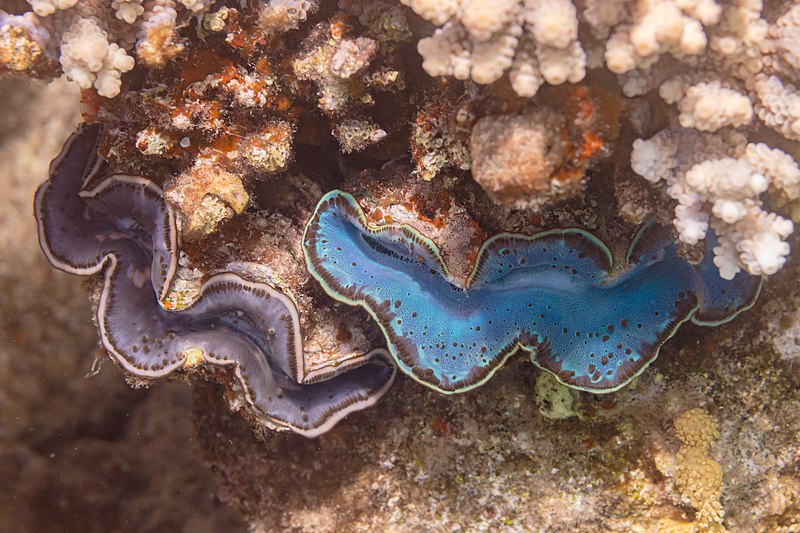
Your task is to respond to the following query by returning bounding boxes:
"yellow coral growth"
[656,408,725,531]
[675,446,724,526]
[675,407,719,450]
[0,24,43,72]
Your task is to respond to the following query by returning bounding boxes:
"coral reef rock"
[469,109,569,210]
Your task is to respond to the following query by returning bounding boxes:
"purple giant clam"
[34,124,396,438]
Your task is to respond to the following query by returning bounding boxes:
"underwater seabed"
[1,78,798,531]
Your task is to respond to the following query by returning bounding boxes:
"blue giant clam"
[302,190,762,394]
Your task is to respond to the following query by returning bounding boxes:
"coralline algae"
[303,190,762,394]
[35,124,395,437]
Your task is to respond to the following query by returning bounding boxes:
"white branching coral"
[762,4,800,83]
[112,0,145,24]
[408,0,586,97]
[595,0,798,142]
[403,0,800,277]
[602,0,720,75]
[27,0,79,17]
[632,128,798,278]
[407,0,799,141]
[662,79,754,132]
[177,0,213,13]
[60,17,134,97]
[753,74,800,142]
[401,0,458,25]
[624,3,798,279]
[746,142,800,201]
[0,0,221,95]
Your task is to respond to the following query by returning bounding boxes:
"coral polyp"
[303,190,761,393]
[35,124,395,437]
